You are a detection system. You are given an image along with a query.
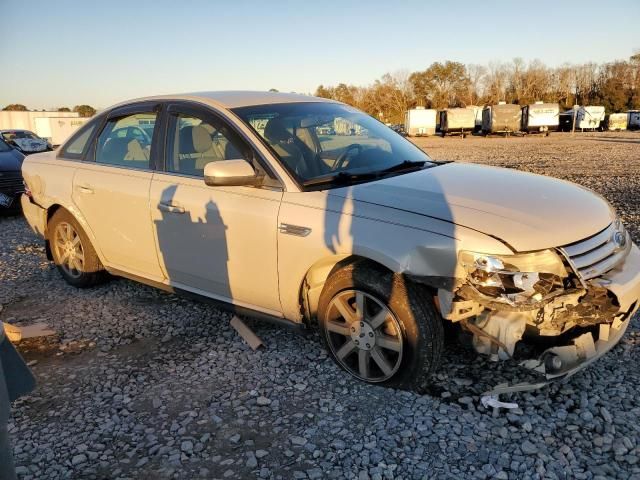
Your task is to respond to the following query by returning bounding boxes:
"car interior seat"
[101,137,131,165]
[264,118,312,177]
[177,125,216,174]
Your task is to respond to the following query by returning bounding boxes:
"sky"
[1,0,639,110]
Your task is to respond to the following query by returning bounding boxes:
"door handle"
[77,184,94,194]
[158,202,185,214]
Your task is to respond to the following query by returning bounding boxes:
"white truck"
[34,117,89,146]
[404,107,437,136]
[0,111,79,132]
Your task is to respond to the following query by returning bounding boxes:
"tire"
[48,209,106,288]
[317,261,444,392]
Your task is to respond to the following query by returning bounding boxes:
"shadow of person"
[154,185,230,301]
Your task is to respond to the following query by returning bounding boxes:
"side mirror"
[203,159,263,187]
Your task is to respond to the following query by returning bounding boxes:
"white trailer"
[629,110,640,130]
[404,107,437,136]
[0,111,80,133]
[34,117,89,146]
[605,113,627,131]
[577,106,605,130]
[521,102,559,135]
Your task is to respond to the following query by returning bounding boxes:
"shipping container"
[34,117,89,146]
[439,108,475,137]
[629,110,640,130]
[604,113,628,131]
[0,111,80,132]
[481,103,521,135]
[404,107,437,136]
[521,102,559,135]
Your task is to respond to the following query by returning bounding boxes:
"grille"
[559,222,631,280]
[0,172,24,194]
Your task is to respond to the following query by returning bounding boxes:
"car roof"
[0,129,33,133]
[116,91,338,110]
[190,91,336,108]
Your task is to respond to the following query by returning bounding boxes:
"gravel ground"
[2,131,640,480]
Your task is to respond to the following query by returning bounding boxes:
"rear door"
[72,103,164,281]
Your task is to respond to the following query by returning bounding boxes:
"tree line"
[315,55,640,124]
[1,104,97,117]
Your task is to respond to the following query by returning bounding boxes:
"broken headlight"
[459,250,568,307]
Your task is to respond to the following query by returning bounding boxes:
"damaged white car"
[20,92,640,393]
[1,129,52,155]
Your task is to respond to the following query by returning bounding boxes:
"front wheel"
[318,261,444,392]
[49,209,106,288]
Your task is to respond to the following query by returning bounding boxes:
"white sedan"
[20,92,640,393]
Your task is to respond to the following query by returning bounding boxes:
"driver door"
[149,104,283,315]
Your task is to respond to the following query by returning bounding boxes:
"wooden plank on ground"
[3,322,56,342]
[230,316,263,350]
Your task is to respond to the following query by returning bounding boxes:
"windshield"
[2,131,39,141]
[232,102,434,187]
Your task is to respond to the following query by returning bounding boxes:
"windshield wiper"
[302,160,437,188]
[302,170,380,187]
[380,160,429,174]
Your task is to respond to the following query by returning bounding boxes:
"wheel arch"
[299,253,396,324]
[43,203,106,265]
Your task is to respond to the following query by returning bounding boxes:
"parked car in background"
[389,124,407,136]
[1,129,52,155]
[20,91,640,393]
[0,138,26,212]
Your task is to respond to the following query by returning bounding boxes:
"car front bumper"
[0,171,25,210]
[485,243,640,395]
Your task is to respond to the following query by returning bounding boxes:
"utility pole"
[571,76,578,137]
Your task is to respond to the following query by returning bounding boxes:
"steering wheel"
[332,144,363,171]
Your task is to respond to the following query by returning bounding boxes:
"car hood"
[11,137,48,153]
[0,148,25,172]
[328,162,614,252]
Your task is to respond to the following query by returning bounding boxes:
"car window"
[95,113,156,169]
[167,113,246,177]
[233,102,430,185]
[64,124,97,156]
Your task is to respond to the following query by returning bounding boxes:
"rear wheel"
[49,209,106,288]
[318,261,444,392]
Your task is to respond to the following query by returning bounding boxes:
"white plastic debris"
[480,394,519,410]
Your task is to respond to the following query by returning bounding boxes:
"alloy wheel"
[53,221,85,279]
[324,289,403,382]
